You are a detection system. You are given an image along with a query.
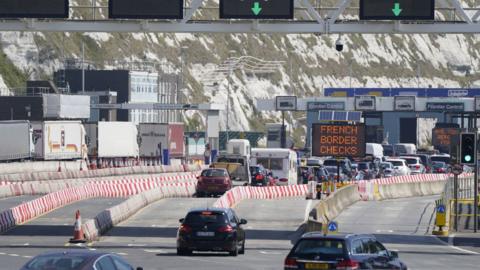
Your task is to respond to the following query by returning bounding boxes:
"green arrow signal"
[251,2,262,16]
[392,3,402,16]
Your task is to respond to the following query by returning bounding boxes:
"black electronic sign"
[109,0,183,19]
[311,124,366,158]
[220,0,294,19]
[360,0,434,20]
[0,0,68,18]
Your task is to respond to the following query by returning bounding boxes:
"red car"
[196,168,232,197]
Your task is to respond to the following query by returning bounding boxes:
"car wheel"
[177,248,191,256]
[229,242,239,256]
[239,240,245,254]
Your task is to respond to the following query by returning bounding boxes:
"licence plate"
[305,263,329,270]
[196,231,215,237]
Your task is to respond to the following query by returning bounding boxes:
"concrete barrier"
[0,164,203,184]
[82,182,197,241]
[213,185,309,209]
[376,180,447,200]
[306,185,361,232]
[0,161,83,175]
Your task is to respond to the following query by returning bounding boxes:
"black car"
[284,233,407,270]
[177,207,247,256]
[250,165,269,186]
[20,250,143,270]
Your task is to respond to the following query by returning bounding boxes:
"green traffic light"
[465,155,472,162]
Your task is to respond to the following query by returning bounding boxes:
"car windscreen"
[257,158,283,170]
[431,156,450,164]
[184,211,228,225]
[292,239,346,260]
[201,169,227,177]
[25,255,88,270]
[389,161,403,167]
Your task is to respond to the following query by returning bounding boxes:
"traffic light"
[460,133,476,164]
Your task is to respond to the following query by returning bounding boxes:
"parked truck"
[85,122,139,158]
[0,120,34,162]
[214,139,251,183]
[138,123,168,158]
[32,121,87,160]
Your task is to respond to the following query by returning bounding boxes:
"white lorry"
[138,123,168,158]
[32,121,87,160]
[0,121,34,161]
[85,122,139,158]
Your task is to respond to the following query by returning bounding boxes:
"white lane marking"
[376,230,394,233]
[22,256,33,258]
[259,250,282,255]
[116,252,128,256]
[89,248,97,251]
[8,254,19,257]
[128,244,147,247]
[304,199,314,222]
[431,235,480,255]
[0,252,6,255]
[144,249,168,254]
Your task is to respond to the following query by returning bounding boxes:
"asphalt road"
[0,195,40,212]
[0,196,312,270]
[1,197,125,248]
[336,195,480,270]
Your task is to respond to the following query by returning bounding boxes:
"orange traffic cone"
[70,210,86,243]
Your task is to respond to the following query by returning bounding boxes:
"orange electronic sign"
[312,124,366,157]
[432,128,460,153]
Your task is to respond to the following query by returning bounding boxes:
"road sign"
[109,0,183,19]
[327,221,338,233]
[360,0,435,21]
[436,204,446,227]
[220,0,294,19]
[437,204,446,214]
[451,164,463,175]
[311,124,366,158]
[276,96,297,111]
[0,0,68,18]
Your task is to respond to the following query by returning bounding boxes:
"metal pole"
[81,42,85,93]
[454,174,459,232]
[226,67,231,144]
[475,135,479,233]
[281,111,285,148]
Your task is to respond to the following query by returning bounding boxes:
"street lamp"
[226,50,236,144]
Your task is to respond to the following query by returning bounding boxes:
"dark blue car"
[284,233,407,270]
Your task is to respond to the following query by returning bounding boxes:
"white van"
[366,143,384,159]
[394,143,417,155]
[251,148,298,185]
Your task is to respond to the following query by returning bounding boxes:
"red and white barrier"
[213,185,309,209]
[0,176,199,233]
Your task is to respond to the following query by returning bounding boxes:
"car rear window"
[201,169,227,177]
[358,163,369,170]
[431,156,450,164]
[323,160,343,167]
[292,239,346,260]
[250,166,261,174]
[184,211,228,225]
[25,255,88,270]
[403,158,417,165]
[389,161,403,166]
